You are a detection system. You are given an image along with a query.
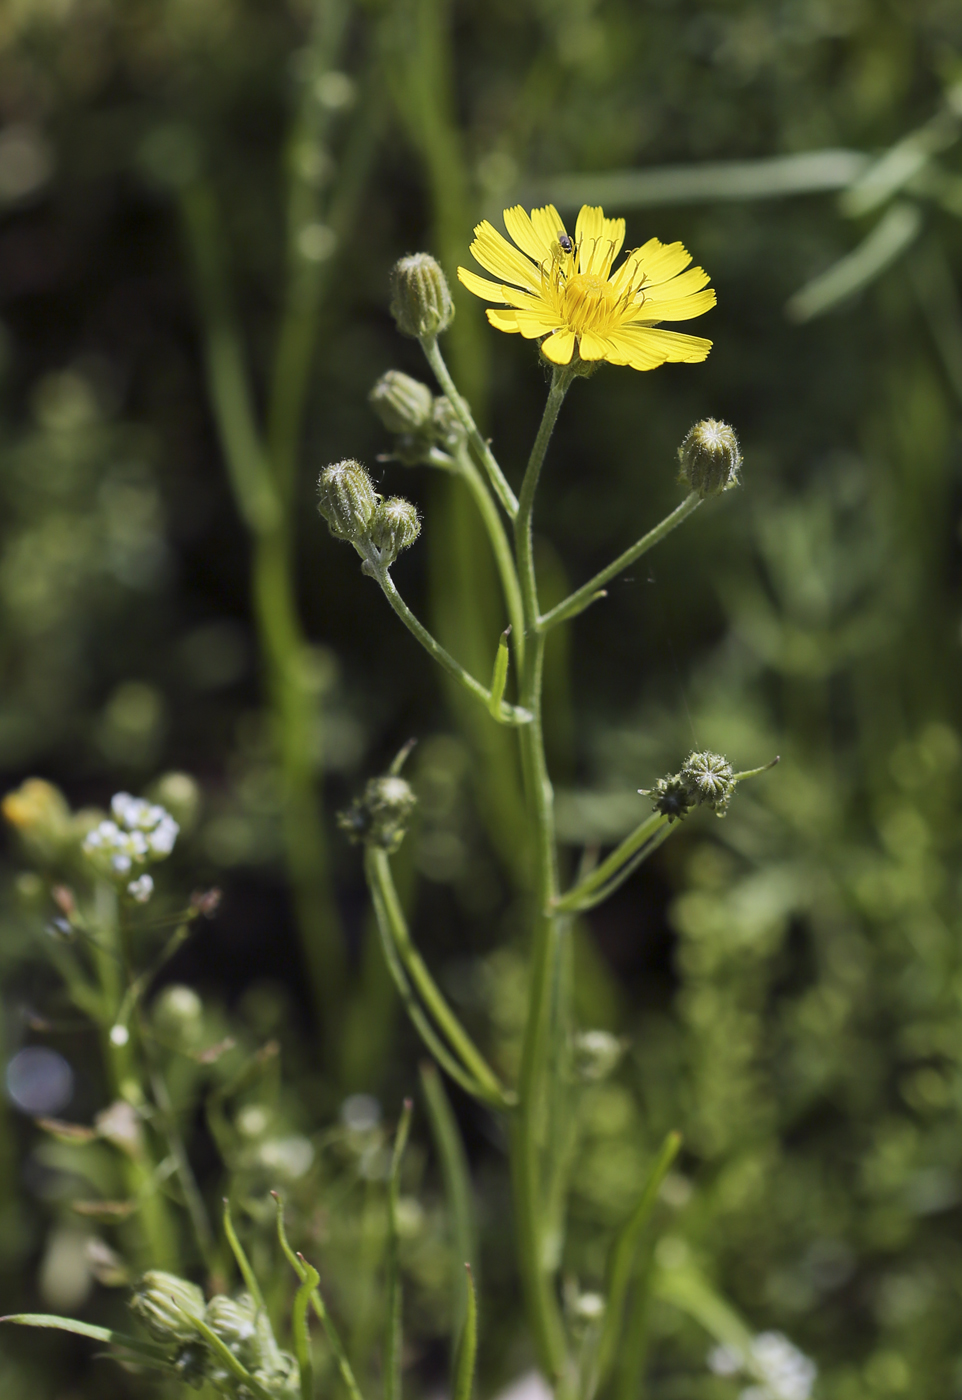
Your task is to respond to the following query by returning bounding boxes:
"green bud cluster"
[338,774,417,852]
[677,419,741,498]
[317,460,420,569]
[389,253,455,339]
[129,1274,299,1398]
[369,371,466,466]
[643,750,736,821]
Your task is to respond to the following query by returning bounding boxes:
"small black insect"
[558,232,574,254]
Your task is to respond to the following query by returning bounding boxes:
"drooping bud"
[370,497,421,565]
[680,751,735,817]
[369,371,434,435]
[338,775,417,852]
[677,419,741,498]
[317,459,379,542]
[130,1270,206,1343]
[389,253,455,339]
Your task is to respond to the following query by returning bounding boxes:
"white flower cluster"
[82,792,179,897]
[708,1332,816,1400]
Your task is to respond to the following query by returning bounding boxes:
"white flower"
[127,874,154,903]
[712,1333,816,1400]
[83,820,150,877]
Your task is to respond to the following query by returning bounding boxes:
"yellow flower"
[457,203,716,371]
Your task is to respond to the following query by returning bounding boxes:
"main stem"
[512,371,571,1386]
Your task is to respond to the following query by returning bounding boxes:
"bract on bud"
[317,459,379,542]
[369,371,434,435]
[130,1270,206,1343]
[390,253,455,339]
[338,774,417,852]
[370,498,421,565]
[677,419,741,498]
[680,751,735,817]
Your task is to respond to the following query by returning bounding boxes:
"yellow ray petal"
[515,307,565,339]
[470,222,541,289]
[486,308,521,332]
[612,239,694,295]
[458,266,510,301]
[503,206,552,264]
[609,325,712,367]
[640,266,712,301]
[633,288,717,322]
[540,327,576,364]
[577,329,612,361]
[575,205,605,247]
[530,204,567,252]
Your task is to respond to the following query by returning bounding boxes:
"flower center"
[560,273,615,333]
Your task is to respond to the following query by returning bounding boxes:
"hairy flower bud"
[317,459,379,542]
[370,497,421,565]
[390,253,455,339]
[204,1293,258,1353]
[680,751,735,816]
[338,775,417,852]
[130,1270,206,1343]
[369,371,434,435]
[677,419,741,498]
[644,773,694,823]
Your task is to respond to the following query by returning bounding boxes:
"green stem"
[511,374,573,1386]
[540,493,702,631]
[454,446,526,670]
[178,178,347,1057]
[385,1100,413,1400]
[369,559,531,725]
[553,813,673,914]
[421,337,518,517]
[365,847,511,1107]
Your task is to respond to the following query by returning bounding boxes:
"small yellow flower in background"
[458,203,716,370]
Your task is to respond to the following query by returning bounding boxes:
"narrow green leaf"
[385,1099,414,1400]
[488,629,511,720]
[452,1265,478,1400]
[223,1197,266,1310]
[419,1062,477,1339]
[292,1260,320,1400]
[272,1193,366,1400]
[0,1313,169,1363]
[596,1131,681,1389]
[786,201,923,322]
[528,150,870,211]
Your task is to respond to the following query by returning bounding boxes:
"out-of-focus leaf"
[786,201,923,322]
[526,150,869,211]
[839,107,960,217]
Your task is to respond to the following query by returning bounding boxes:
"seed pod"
[130,1270,206,1343]
[370,497,421,565]
[369,371,434,435]
[681,750,736,816]
[677,419,741,498]
[389,253,455,339]
[317,459,379,542]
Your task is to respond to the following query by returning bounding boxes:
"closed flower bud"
[370,497,421,565]
[130,1270,206,1343]
[431,395,466,451]
[204,1293,258,1354]
[369,371,434,435]
[677,419,741,498]
[317,459,379,542]
[573,1030,625,1082]
[338,775,417,852]
[390,253,455,339]
[2,778,72,862]
[680,751,735,816]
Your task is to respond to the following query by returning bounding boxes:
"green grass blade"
[596,1131,681,1389]
[419,1062,477,1338]
[223,1197,266,1310]
[385,1099,414,1400]
[453,1265,478,1400]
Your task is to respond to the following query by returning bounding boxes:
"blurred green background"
[1,0,962,1396]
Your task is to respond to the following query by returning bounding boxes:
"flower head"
[458,204,715,371]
